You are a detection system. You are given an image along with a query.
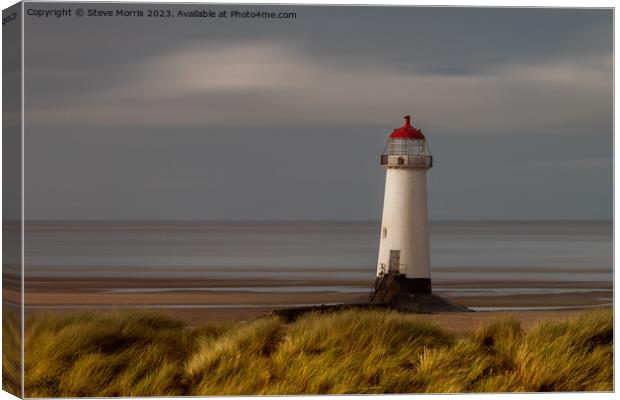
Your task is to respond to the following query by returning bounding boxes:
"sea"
[23,220,613,284]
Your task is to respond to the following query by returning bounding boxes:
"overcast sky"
[23,5,612,221]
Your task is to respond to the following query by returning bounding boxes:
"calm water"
[23,221,612,283]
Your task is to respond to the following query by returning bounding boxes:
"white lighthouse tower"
[375,115,433,296]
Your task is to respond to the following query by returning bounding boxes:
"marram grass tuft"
[15,308,612,396]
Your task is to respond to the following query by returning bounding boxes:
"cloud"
[26,40,612,135]
[518,157,612,172]
[496,53,612,88]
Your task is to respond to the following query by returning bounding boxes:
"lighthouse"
[373,115,433,299]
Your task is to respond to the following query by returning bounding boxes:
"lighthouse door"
[388,250,400,273]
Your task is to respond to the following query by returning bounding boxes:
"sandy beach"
[18,275,612,333]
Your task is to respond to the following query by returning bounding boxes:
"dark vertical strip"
[2,2,23,397]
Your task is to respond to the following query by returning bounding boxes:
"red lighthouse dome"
[389,115,425,140]
[380,115,432,168]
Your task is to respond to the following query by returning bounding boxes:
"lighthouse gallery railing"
[380,154,433,168]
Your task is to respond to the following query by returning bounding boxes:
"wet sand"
[18,276,612,333]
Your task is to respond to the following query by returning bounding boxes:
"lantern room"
[380,116,433,168]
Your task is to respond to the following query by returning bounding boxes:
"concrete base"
[387,292,471,313]
[348,292,471,313]
[355,273,471,312]
[268,273,470,322]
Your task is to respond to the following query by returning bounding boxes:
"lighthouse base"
[366,273,470,312]
[398,277,432,294]
[369,273,431,304]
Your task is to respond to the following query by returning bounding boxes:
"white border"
[0,1,616,400]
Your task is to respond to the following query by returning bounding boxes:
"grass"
[15,308,613,396]
[2,305,22,397]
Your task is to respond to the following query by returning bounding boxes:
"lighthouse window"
[385,138,427,156]
[382,227,387,238]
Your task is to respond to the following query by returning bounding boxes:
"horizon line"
[15,218,614,224]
